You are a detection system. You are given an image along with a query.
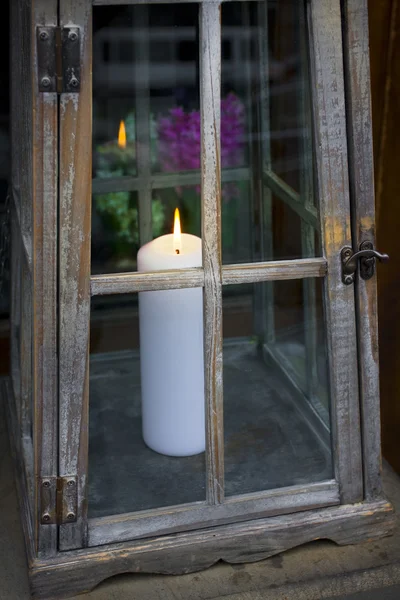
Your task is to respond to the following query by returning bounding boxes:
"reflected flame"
[173,208,182,255]
[118,120,126,148]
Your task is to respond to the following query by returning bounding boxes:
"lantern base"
[27,498,394,599]
[3,377,395,600]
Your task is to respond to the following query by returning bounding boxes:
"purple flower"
[157,93,246,201]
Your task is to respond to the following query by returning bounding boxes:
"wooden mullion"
[90,258,327,296]
[91,268,204,295]
[308,0,363,504]
[200,1,224,505]
[134,5,152,246]
[32,0,59,558]
[92,167,250,195]
[257,0,275,345]
[342,0,383,500]
[59,0,92,550]
[263,170,319,229]
[222,258,326,286]
[87,480,339,547]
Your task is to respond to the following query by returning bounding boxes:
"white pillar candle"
[137,211,205,457]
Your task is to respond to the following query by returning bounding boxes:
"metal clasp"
[341,241,389,285]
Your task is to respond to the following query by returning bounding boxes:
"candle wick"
[176,249,180,255]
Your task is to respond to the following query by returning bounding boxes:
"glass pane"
[91,186,201,274]
[92,4,201,274]
[220,0,318,264]
[89,292,206,518]
[271,196,321,261]
[223,279,332,497]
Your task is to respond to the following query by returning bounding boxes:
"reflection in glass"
[92,4,201,273]
[92,1,319,273]
[223,279,332,497]
[220,1,317,265]
[89,294,206,518]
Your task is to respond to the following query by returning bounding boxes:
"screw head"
[42,513,51,522]
[67,512,75,521]
[67,480,75,488]
[344,275,353,285]
[68,31,78,42]
[41,76,51,89]
[42,480,50,488]
[39,30,49,41]
[69,77,79,89]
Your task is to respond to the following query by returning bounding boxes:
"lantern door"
[55,0,380,552]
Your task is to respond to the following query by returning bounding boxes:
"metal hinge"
[40,476,78,525]
[37,26,80,93]
[341,241,389,285]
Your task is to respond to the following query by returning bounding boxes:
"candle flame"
[118,120,126,148]
[173,208,182,255]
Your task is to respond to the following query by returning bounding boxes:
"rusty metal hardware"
[37,26,80,93]
[341,241,389,285]
[40,476,78,525]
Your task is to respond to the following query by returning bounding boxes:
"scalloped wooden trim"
[29,499,394,599]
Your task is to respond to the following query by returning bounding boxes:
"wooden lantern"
[5,0,394,598]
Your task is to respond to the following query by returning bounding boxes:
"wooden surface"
[200,2,224,506]
[91,259,327,295]
[29,498,394,599]
[369,0,400,476]
[308,0,363,503]
[31,0,59,558]
[342,0,383,500]
[58,0,92,550]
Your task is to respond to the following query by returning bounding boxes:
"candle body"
[137,233,205,456]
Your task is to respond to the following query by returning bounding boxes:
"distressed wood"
[91,268,204,295]
[20,251,33,441]
[92,167,250,195]
[2,379,36,566]
[222,258,327,286]
[308,0,363,504]
[90,258,327,296]
[263,170,319,230]
[31,0,59,558]
[58,0,92,550]
[10,207,22,415]
[134,5,152,246]
[200,1,224,505]
[342,0,383,500]
[30,499,394,599]
[88,480,339,547]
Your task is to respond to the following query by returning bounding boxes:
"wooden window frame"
[54,0,367,552]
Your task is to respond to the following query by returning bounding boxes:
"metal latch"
[40,476,78,525]
[37,26,80,93]
[341,241,389,285]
